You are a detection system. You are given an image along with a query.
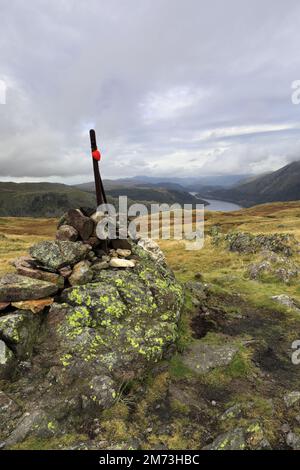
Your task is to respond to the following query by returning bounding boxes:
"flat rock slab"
[12,298,54,314]
[30,240,90,270]
[15,264,64,288]
[182,340,239,374]
[0,274,58,302]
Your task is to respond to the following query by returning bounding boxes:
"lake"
[190,193,243,212]
[203,198,242,212]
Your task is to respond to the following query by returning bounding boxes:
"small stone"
[211,400,217,406]
[137,237,166,264]
[59,266,72,278]
[92,261,109,271]
[63,209,94,240]
[281,423,290,434]
[286,431,300,450]
[284,391,300,408]
[11,256,35,269]
[0,274,58,302]
[56,225,78,242]
[116,249,132,258]
[12,298,54,314]
[109,258,136,268]
[69,260,93,286]
[0,302,10,311]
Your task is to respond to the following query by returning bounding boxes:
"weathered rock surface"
[69,260,93,286]
[203,427,246,450]
[109,258,136,268]
[0,311,40,358]
[56,224,78,242]
[0,241,183,448]
[137,237,166,264]
[0,340,13,377]
[116,249,131,258]
[0,302,10,311]
[272,295,300,312]
[284,391,300,408]
[0,274,58,302]
[11,298,54,314]
[214,231,297,256]
[286,431,300,450]
[30,240,90,270]
[59,209,94,241]
[182,338,239,374]
[14,263,64,288]
[203,422,271,450]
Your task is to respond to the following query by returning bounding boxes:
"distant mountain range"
[196,162,300,207]
[1,162,299,217]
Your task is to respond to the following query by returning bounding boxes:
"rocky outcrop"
[213,231,298,256]
[0,208,184,448]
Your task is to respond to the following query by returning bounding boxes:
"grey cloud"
[1,0,300,182]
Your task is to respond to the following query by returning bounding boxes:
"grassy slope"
[2,201,300,449]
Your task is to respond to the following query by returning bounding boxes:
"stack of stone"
[0,208,137,316]
[0,209,184,448]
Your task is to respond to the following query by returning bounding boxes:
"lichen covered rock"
[0,240,183,448]
[30,240,90,270]
[0,274,58,302]
[0,311,41,358]
[214,231,297,256]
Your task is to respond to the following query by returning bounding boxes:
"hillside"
[75,181,206,206]
[0,182,100,217]
[0,181,206,218]
[198,162,300,207]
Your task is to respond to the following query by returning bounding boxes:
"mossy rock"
[0,240,183,448]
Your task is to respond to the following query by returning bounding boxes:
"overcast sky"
[1,0,300,183]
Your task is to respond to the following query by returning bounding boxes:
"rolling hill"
[75,180,207,206]
[0,181,206,217]
[0,182,99,217]
[197,161,300,207]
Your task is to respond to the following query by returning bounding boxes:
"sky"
[1,0,300,183]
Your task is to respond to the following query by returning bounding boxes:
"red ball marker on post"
[89,129,107,207]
